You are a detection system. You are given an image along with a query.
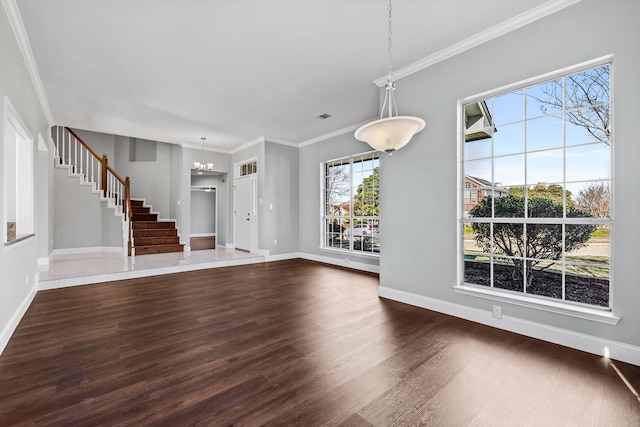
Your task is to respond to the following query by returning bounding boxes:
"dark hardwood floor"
[1,259,639,426]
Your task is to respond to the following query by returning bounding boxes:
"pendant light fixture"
[354,0,425,156]
[193,137,214,172]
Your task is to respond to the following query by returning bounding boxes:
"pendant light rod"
[381,0,397,120]
[386,0,393,84]
[354,0,425,156]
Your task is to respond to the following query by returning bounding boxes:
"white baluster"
[55,126,59,159]
[79,143,84,180]
[61,128,66,165]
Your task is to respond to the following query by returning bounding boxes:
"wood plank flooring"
[1,259,639,426]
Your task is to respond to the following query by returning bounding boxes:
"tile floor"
[38,248,265,290]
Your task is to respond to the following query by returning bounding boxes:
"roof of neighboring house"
[465,176,509,194]
[466,175,492,187]
[464,101,497,142]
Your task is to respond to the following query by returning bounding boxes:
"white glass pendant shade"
[194,161,202,169]
[206,163,214,171]
[355,116,425,154]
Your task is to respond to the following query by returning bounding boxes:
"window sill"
[453,283,619,325]
[4,233,35,250]
[319,247,380,260]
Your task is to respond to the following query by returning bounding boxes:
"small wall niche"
[129,137,157,162]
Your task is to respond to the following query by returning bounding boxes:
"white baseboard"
[0,284,37,356]
[50,246,124,259]
[266,252,300,262]
[37,257,49,266]
[378,286,640,367]
[298,252,379,274]
[261,251,380,274]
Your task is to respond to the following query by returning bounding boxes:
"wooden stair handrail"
[65,127,103,162]
[105,164,127,186]
[62,126,133,255]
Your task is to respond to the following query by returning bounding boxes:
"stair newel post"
[101,154,108,198]
[125,176,132,256]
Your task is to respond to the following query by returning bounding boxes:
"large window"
[322,152,380,255]
[460,59,612,311]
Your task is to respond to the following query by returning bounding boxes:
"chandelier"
[354,0,425,155]
[193,137,213,172]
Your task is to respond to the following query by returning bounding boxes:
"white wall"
[35,135,52,258]
[52,167,123,250]
[377,0,640,361]
[263,141,299,255]
[72,128,115,162]
[169,144,182,221]
[0,4,50,353]
[114,135,172,216]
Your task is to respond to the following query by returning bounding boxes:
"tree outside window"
[322,153,380,255]
[462,61,611,308]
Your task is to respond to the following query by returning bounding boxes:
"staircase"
[131,200,184,255]
[52,125,184,256]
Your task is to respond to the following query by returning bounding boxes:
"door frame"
[233,157,258,252]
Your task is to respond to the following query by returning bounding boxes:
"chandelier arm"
[380,86,390,119]
[391,90,398,117]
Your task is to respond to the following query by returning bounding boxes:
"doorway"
[190,186,217,250]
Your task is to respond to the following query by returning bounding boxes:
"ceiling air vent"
[317,113,331,119]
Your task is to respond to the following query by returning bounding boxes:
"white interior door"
[235,177,252,251]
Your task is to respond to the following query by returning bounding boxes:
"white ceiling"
[13,0,564,152]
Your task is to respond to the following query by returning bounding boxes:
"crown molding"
[2,0,54,125]
[230,136,265,155]
[374,0,584,87]
[298,119,372,147]
[180,141,232,155]
[264,137,298,148]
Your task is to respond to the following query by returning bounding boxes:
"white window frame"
[455,55,618,324]
[320,151,380,258]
